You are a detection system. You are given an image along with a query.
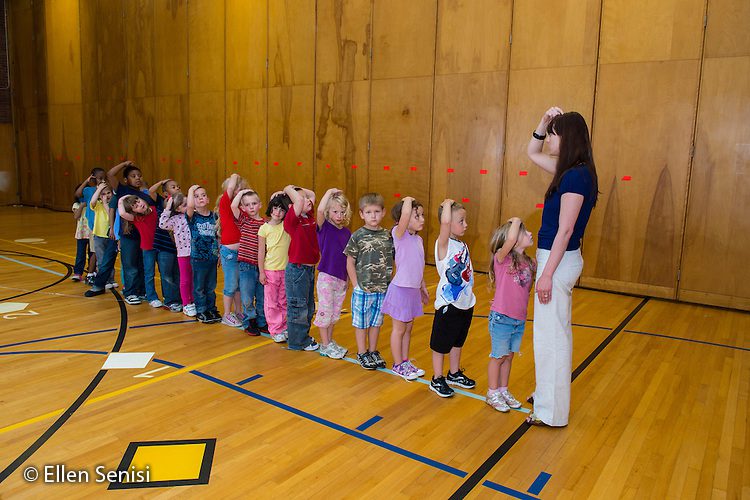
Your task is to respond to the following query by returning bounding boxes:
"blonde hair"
[437,201,464,221]
[221,175,249,193]
[488,221,536,286]
[327,192,352,226]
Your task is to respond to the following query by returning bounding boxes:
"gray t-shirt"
[343,227,394,293]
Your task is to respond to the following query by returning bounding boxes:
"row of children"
[72,163,536,410]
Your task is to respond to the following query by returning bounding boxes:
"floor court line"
[624,329,750,352]
[0,255,66,277]
[0,349,533,499]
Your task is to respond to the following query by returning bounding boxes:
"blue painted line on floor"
[483,480,539,499]
[527,472,552,495]
[189,368,468,477]
[237,374,263,386]
[152,358,185,369]
[625,329,750,352]
[0,349,108,356]
[356,415,383,432]
[0,255,65,277]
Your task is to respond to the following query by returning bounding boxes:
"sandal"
[525,413,551,427]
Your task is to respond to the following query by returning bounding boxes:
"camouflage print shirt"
[343,227,394,293]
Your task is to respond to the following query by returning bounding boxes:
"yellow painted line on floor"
[0,339,274,435]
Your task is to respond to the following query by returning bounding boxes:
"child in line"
[160,193,196,317]
[74,168,106,282]
[71,197,93,282]
[107,161,149,304]
[118,194,163,308]
[314,188,352,360]
[148,178,182,312]
[89,182,116,289]
[344,193,394,370]
[282,184,320,351]
[186,184,221,323]
[258,192,292,343]
[486,218,536,412]
[382,196,429,380]
[231,188,269,336]
[218,173,248,327]
[429,199,476,398]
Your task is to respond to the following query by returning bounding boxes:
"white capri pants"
[532,248,583,427]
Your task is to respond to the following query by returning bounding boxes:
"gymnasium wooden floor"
[0,206,747,499]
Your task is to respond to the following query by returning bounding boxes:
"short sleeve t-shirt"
[219,191,241,245]
[491,254,536,321]
[317,220,351,281]
[538,166,595,251]
[434,238,475,310]
[283,209,320,265]
[258,222,290,271]
[92,201,110,238]
[114,185,153,240]
[390,227,424,289]
[343,227,394,293]
[133,209,158,251]
[188,211,219,261]
[236,212,265,265]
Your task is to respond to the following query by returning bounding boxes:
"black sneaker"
[244,318,260,336]
[357,352,377,370]
[430,376,454,398]
[196,312,211,323]
[207,309,222,323]
[257,322,269,334]
[446,369,476,389]
[84,288,105,297]
[370,350,386,369]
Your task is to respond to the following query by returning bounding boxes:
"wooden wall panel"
[44,0,82,105]
[581,61,700,298]
[372,0,436,79]
[435,0,510,75]
[267,85,315,193]
[316,0,371,83]
[429,72,507,270]
[188,0,225,94]
[226,0,267,90]
[599,0,705,64]
[704,0,750,58]
[78,0,99,168]
[679,55,750,310]
[501,67,596,238]
[126,97,156,177]
[313,80,370,212]
[154,0,187,96]
[269,0,315,86]
[189,92,225,198]
[0,125,18,205]
[48,105,84,209]
[125,0,155,98]
[154,95,189,186]
[226,89,268,200]
[369,77,433,225]
[96,0,126,102]
[510,0,601,70]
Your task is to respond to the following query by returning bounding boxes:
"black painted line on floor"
[449,297,650,499]
[0,250,73,302]
[625,329,750,352]
[0,288,127,483]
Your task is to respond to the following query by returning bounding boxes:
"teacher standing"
[526,107,599,427]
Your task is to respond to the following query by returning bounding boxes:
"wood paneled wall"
[6,0,750,311]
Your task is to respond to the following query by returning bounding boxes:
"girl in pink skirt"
[382,196,430,381]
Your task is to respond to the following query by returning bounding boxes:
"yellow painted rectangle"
[129,443,206,482]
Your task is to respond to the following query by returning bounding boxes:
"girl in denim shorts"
[487,217,536,412]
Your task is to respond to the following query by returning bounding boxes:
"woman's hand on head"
[540,107,564,128]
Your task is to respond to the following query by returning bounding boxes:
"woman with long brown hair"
[526,107,599,426]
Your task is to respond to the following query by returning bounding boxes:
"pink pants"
[263,269,287,334]
[178,256,194,305]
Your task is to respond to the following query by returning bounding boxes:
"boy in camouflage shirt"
[344,193,394,370]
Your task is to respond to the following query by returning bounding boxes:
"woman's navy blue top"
[537,165,595,251]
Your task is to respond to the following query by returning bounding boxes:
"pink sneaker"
[221,312,242,328]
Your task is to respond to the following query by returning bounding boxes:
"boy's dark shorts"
[429,304,474,354]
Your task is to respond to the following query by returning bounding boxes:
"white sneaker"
[500,390,522,409]
[168,303,183,313]
[405,360,426,377]
[183,303,197,317]
[149,299,163,308]
[125,295,141,305]
[328,340,347,359]
[271,332,286,343]
[221,312,242,328]
[105,282,118,289]
[303,340,320,352]
[486,392,510,412]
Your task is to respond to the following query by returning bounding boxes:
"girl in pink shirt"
[159,193,196,317]
[486,217,536,413]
